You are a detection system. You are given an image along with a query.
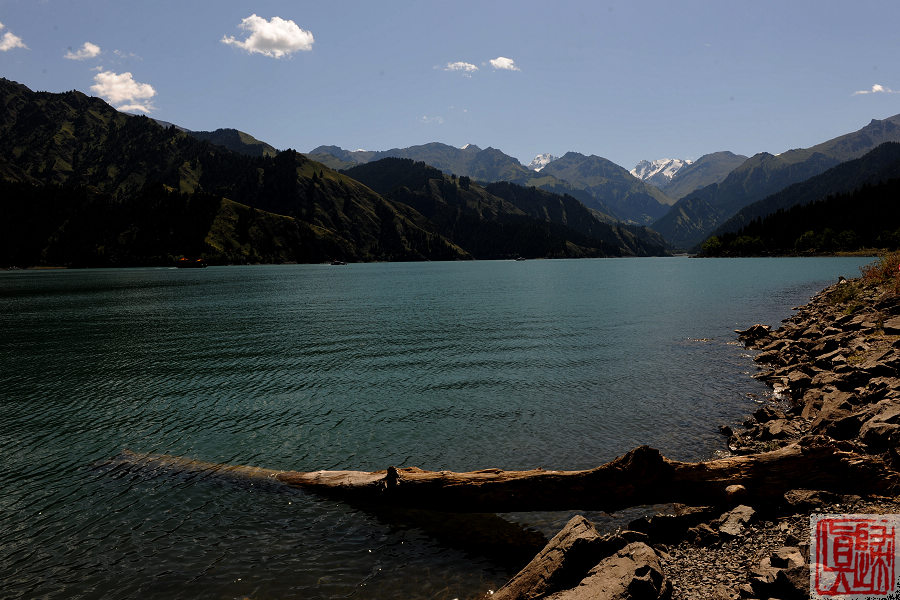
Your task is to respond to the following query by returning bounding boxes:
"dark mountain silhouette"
[310,143,673,225]
[345,158,668,258]
[700,142,900,256]
[652,114,900,250]
[0,78,466,265]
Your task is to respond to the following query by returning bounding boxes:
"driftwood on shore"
[111,436,898,514]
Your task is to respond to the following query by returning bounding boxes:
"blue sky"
[2,0,899,170]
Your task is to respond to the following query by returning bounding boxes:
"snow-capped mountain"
[528,153,558,172]
[630,158,692,187]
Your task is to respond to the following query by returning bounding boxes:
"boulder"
[626,505,716,544]
[760,338,790,353]
[858,399,900,448]
[883,315,900,335]
[858,349,900,377]
[685,522,719,546]
[786,370,812,394]
[765,565,809,600]
[814,349,846,370]
[769,546,805,569]
[845,312,878,331]
[752,405,784,423]
[860,421,900,448]
[544,542,671,600]
[754,350,781,365]
[810,391,855,433]
[715,505,756,538]
[491,516,631,600]
[783,489,841,511]
[810,338,839,356]
[736,324,771,346]
[759,418,799,441]
[821,410,867,440]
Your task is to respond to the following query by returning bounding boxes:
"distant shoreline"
[1,252,882,271]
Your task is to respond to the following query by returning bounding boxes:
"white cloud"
[853,84,898,95]
[444,61,478,76]
[419,115,444,125]
[64,41,101,60]
[489,56,520,71]
[0,22,28,52]
[222,14,314,58]
[90,70,156,113]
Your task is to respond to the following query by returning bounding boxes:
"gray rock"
[783,489,841,510]
[686,522,719,546]
[492,516,634,600]
[626,506,716,544]
[759,418,799,440]
[884,315,900,335]
[769,546,805,569]
[544,542,671,600]
[859,399,900,448]
[752,405,785,423]
[716,505,756,538]
[736,324,771,346]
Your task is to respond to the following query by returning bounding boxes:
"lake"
[0,256,873,599]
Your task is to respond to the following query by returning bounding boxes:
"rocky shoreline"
[487,263,900,600]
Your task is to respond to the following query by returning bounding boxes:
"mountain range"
[700,142,900,256]
[652,115,900,250]
[343,158,667,259]
[0,78,667,266]
[309,143,680,225]
[3,74,899,264]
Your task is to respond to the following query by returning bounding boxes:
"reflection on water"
[0,257,871,598]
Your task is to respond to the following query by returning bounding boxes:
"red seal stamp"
[811,514,898,598]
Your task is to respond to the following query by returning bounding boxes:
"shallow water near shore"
[0,256,873,599]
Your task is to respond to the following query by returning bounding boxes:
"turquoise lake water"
[0,256,873,599]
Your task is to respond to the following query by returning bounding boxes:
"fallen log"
[109,436,899,513]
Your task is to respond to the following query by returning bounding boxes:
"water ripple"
[0,258,873,599]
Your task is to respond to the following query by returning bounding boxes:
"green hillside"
[0,78,467,266]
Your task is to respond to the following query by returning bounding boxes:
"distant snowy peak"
[630,158,692,185]
[528,153,558,172]
[461,143,482,152]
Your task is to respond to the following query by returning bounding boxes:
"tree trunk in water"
[112,436,898,513]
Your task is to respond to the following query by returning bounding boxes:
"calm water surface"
[0,257,873,599]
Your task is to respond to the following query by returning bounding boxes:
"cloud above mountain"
[64,41,101,60]
[222,14,314,58]
[90,70,156,113]
[0,22,27,52]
